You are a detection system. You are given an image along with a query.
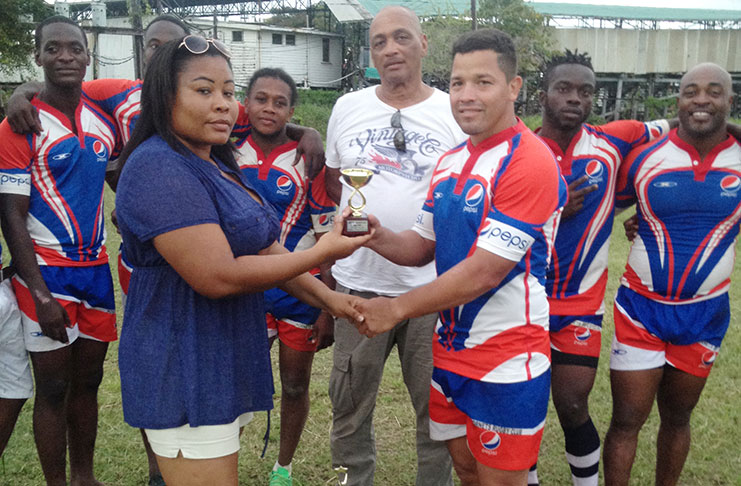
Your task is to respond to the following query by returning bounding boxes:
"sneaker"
[148,475,166,486]
[268,466,292,486]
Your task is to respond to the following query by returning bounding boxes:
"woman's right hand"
[314,209,374,261]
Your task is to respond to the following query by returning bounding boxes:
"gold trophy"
[340,168,374,236]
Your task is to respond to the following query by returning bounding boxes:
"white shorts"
[144,412,254,459]
[0,279,33,399]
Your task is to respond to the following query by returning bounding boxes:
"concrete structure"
[0,15,343,89]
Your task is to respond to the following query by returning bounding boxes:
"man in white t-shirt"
[324,6,463,486]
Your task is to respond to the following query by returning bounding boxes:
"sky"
[46,0,741,7]
[527,0,740,9]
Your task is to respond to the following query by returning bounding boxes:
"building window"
[286,34,295,46]
[232,31,243,42]
[322,38,330,62]
[272,33,282,45]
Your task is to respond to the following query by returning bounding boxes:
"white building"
[1,16,344,89]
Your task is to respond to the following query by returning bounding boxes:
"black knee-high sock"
[564,417,600,486]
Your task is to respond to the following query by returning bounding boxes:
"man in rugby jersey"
[0,16,119,486]
[356,28,567,486]
[604,63,740,486]
[534,50,671,486]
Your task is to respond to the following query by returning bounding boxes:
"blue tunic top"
[116,135,280,429]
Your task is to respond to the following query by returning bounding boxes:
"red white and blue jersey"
[541,120,669,316]
[82,78,252,145]
[616,129,741,303]
[413,120,567,384]
[0,97,119,266]
[236,136,335,251]
[82,79,141,144]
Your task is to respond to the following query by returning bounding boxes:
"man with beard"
[604,62,740,486]
[534,50,669,486]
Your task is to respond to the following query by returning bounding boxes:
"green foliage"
[421,16,470,84]
[421,0,555,86]
[644,95,678,121]
[477,0,555,73]
[291,89,341,138]
[0,0,52,74]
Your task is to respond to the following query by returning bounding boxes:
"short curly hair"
[541,49,593,89]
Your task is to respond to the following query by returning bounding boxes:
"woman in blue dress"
[114,36,369,486]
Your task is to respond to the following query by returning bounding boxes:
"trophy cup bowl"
[340,168,374,236]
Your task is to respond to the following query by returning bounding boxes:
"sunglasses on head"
[391,109,406,152]
[178,35,231,59]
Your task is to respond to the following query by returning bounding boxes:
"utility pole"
[129,0,144,80]
[471,0,477,30]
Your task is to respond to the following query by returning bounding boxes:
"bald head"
[680,62,733,93]
[368,5,428,88]
[370,6,422,36]
[677,62,734,144]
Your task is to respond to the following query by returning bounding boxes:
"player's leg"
[68,265,116,486]
[29,346,74,486]
[67,338,108,486]
[551,363,599,485]
[329,286,396,486]
[654,365,706,486]
[446,436,478,486]
[550,315,603,486]
[276,338,314,469]
[0,278,33,456]
[0,399,25,455]
[604,287,671,486]
[397,313,453,486]
[429,370,475,485]
[603,367,662,486]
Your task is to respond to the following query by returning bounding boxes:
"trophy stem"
[347,188,367,217]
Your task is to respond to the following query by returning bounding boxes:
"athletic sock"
[273,461,292,474]
[564,418,600,486]
[527,462,539,486]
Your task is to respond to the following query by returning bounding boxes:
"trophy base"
[343,216,370,236]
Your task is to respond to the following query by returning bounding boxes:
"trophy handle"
[347,187,367,216]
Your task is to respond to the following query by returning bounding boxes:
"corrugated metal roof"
[530,2,741,21]
[323,0,374,22]
[351,0,470,17]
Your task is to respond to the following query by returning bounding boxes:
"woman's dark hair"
[246,67,298,107]
[118,37,239,171]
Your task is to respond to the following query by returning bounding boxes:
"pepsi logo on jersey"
[276,175,293,195]
[480,220,532,251]
[93,140,107,162]
[0,174,31,189]
[585,160,604,184]
[720,175,740,197]
[464,184,485,212]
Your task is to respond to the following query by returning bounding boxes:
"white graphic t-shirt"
[326,86,465,295]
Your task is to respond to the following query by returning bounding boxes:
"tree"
[422,0,554,87]
[421,15,470,88]
[0,0,52,74]
[477,0,554,73]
